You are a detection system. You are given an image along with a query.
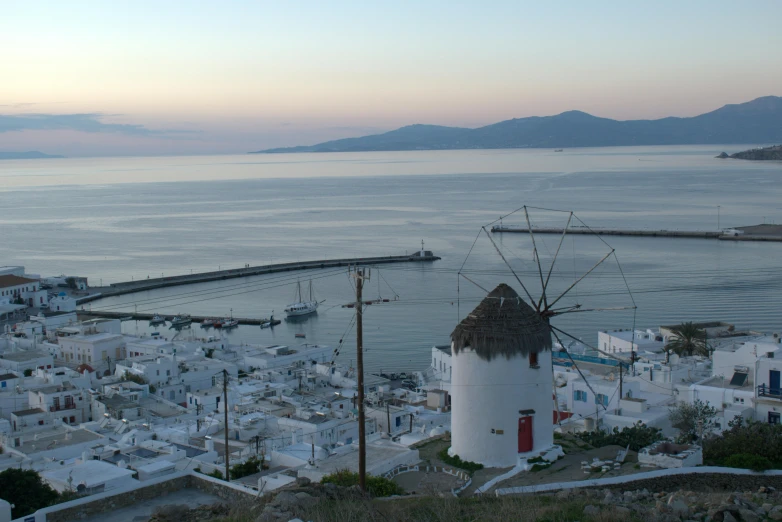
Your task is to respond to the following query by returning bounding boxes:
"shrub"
[23,368,33,377]
[723,453,772,472]
[321,469,404,497]
[573,422,663,451]
[705,418,782,469]
[437,448,483,474]
[230,456,267,479]
[0,468,60,518]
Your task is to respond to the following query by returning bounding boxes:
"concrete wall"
[495,467,782,496]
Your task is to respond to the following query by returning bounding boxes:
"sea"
[2,146,782,373]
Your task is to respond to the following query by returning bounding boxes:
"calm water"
[2,146,782,372]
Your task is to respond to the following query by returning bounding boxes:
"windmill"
[449,205,637,467]
[458,205,637,361]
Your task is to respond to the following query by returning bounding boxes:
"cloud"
[0,113,195,137]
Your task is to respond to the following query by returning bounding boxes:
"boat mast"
[296,279,302,303]
[308,280,313,302]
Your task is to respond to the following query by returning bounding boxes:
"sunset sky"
[2,1,781,156]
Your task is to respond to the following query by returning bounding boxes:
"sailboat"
[284,279,320,317]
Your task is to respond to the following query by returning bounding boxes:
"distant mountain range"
[252,96,782,153]
[0,151,64,160]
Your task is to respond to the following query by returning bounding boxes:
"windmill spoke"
[523,206,548,310]
[482,226,538,309]
[459,273,490,294]
[545,250,614,311]
[539,211,573,310]
[549,326,608,411]
[550,324,627,364]
[552,305,637,316]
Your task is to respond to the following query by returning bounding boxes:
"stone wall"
[30,472,259,522]
[45,475,191,522]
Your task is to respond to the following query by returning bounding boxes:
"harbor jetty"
[78,311,272,326]
[491,224,782,242]
[81,250,440,303]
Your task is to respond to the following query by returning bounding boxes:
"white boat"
[285,280,320,317]
[222,318,239,329]
[149,314,166,326]
[170,314,192,328]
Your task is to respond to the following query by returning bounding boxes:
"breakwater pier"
[81,251,440,303]
[78,311,270,326]
[490,224,782,242]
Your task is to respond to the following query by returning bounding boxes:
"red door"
[518,416,533,452]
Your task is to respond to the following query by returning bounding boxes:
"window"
[595,393,609,407]
[770,412,781,425]
[573,390,587,402]
[529,352,539,368]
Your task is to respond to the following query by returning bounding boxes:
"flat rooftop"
[0,350,50,361]
[16,428,104,455]
[13,407,45,417]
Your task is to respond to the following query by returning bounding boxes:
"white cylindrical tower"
[449,283,554,468]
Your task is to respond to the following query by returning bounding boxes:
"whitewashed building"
[449,284,556,468]
[0,275,47,308]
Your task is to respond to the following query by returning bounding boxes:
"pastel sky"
[2,1,781,156]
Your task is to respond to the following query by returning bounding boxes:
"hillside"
[0,151,64,160]
[719,144,782,160]
[252,96,782,153]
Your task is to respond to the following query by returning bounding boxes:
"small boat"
[149,314,166,326]
[285,280,320,317]
[201,318,218,328]
[554,149,564,152]
[260,312,280,329]
[170,314,192,328]
[119,316,134,322]
[295,333,306,338]
[222,317,239,329]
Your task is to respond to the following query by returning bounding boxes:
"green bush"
[321,469,404,497]
[573,422,663,451]
[705,418,782,469]
[230,456,268,479]
[437,448,484,474]
[0,468,60,518]
[723,453,773,472]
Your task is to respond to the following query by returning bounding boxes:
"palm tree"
[665,322,708,358]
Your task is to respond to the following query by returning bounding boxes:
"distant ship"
[285,280,321,317]
[149,314,166,326]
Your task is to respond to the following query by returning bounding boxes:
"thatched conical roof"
[451,283,552,361]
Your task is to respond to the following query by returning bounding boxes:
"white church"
[448,283,562,468]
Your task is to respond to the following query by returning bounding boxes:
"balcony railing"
[757,384,782,399]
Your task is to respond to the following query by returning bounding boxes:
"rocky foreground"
[146,480,782,522]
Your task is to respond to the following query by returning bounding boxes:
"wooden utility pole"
[222,368,230,481]
[386,402,391,435]
[353,267,369,491]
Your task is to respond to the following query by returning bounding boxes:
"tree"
[0,468,60,518]
[665,322,709,358]
[23,368,33,377]
[668,399,717,443]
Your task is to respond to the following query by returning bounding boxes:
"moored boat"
[170,314,192,328]
[222,318,239,329]
[285,280,321,317]
[149,314,166,326]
